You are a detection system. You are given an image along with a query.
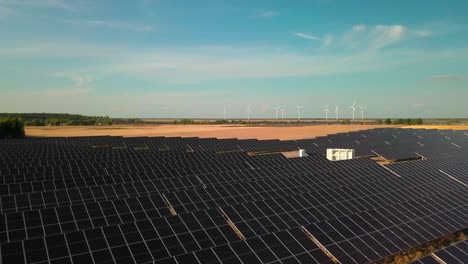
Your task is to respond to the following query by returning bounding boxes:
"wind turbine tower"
[335,105,339,120]
[247,105,253,121]
[296,105,304,121]
[324,105,330,121]
[273,106,281,120]
[349,102,357,121]
[359,106,367,121]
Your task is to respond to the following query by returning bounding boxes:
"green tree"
[413,118,423,125]
[341,119,351,125]
[0,117,25,139]
[133,118,143,124]
[29,119,45,126]
[174,119,194,125]
[385,119,392,125]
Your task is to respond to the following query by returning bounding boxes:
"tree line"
[0,118,25,139]
[383,118,423,125]
[0,113,144,126]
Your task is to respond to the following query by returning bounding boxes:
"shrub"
[174,119,194,125]
[0,117,25,139]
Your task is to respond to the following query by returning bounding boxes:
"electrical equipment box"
[299,149,307,157]
[327,149,355,161]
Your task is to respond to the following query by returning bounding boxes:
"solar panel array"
[0,128,467,263]
[412,240,468,263]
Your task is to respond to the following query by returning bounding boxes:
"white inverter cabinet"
[299,149,307,157]
[327,149,355,161]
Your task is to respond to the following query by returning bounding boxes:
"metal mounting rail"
[439,170,468,188]
[301,226,341,264]
[162,193,177,216]
[431,253,447,264]
[219,207,245,240]
[196,175,206,188]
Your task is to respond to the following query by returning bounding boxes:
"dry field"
[402,125,468,130]
[26,124,395,140]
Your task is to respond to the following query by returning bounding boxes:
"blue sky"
[1,0,467,118]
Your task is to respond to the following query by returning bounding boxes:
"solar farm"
[0,128,467,264]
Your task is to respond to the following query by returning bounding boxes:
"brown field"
[402,125,468,130]
[27,125,396,140]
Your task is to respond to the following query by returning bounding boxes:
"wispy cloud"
[352,24,366,32]
[371,25,407,49]
[254,10,278,18]
[341,24,431,50]
[66,19,154,32]
[44,73,94,97]
[49,46,468,84]
[295,32,334,47]
[0,0,75,11]
[412,103,425,108]
[296,24,430,49]
[415,30,432,37]
[343,24,407,49]
[45,88,92,96]
[0,42,130,58]
[322,34,334,47]
[294,32,322,41]
[431,74,465,81]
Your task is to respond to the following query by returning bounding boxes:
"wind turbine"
[273,106,281,120]
[359,105,367,121]
[335,105,339,120]
[349,102,357,121]
[296,105,304,121]
[246,105,252,121]
[324,105,330,121]
[280,107,286,120]
[223,106,227,121]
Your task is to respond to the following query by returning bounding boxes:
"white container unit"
[299,149,307,157]
[326,149,355,161]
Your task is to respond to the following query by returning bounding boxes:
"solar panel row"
[412,240,468,264]
[0,128,467,263]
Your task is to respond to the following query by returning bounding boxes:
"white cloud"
[70,75,94,87]
[370,25,407,49]
[68,46,468,83]
[44,73,94,97]
[352,24,366,32]
[415,30,432,37]
[0,40,452,85]
[4,39,468,84]
[294,32,322,41]
[67,19,154,32]
[254,10,278,18]
[0,42,130,58]
[322,34,334,47]
[44,88,92,96]
[0,0,74,11]
[295,32,334,47]
[431,74,465,81]
[343,24,408,49]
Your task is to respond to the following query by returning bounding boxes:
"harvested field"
[26,124,395,140]
[403,125,468,130]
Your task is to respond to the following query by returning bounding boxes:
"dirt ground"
[26,125,397,140]
[402,125,468,130]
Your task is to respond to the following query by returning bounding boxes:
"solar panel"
[411,240,468,264]
[0,128,467,263]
